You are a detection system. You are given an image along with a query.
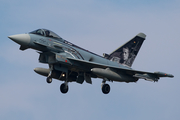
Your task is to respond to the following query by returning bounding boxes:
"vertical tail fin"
[104,33,146,67]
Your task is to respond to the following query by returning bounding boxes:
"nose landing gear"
[46,65,53,84]
[46,77,52,83]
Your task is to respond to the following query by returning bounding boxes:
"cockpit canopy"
[29,29,62,39]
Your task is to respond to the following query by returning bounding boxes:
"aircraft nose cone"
[8,34,30,46]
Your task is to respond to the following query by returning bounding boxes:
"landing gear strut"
[46,65,53,84]
[101,79,110,94]
[59,71,69,94]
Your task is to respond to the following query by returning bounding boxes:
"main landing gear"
[60,82,69,94]
[59,72,69,94]
[46,65,111,94]
[101,79,110,94]
[102,84,110,94]
[46,65,69,94]
[46,77,69,94]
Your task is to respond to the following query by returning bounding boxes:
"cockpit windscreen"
[29,29,62,39]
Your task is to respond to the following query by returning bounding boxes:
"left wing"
[67,57,174,82]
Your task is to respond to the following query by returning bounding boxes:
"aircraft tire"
[60,83,68,94]
[46,77,52,83]
[102,84,110,94]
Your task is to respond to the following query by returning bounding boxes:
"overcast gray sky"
[0,0,180,120]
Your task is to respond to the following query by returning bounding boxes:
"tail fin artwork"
[104,33,146,67]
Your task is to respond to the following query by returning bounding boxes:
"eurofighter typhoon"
[8,29,174,94]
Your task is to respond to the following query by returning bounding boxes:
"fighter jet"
[8,29,174,94]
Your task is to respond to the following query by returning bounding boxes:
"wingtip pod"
[154,71,174,78]
[137,33,146,39]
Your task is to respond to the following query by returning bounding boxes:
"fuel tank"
[91,68,137,82]
[34,67,77,82]
[34,67,62,79]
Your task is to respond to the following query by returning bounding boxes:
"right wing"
[67,57,174,82]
